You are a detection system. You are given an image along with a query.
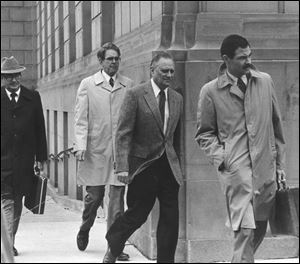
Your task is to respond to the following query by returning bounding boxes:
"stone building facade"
[1,1,37,88]
[1,1,299,262]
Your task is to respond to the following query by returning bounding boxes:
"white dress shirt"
[151,78,169,135]
[5,87,21,103]
[227,70,248,86]
[102,70,116,88]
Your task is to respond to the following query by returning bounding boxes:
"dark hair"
[97,42,121,61]
[150,51,174,68]
[220,34,250,59]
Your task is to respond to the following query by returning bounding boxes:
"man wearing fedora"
[1,56,47,256]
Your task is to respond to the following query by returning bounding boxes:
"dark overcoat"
[1,85,47,196]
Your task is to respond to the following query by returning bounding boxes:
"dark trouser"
[1,183,23,247]
[231,221,268,263]
[80,185,125,232]
[106,153,180,263]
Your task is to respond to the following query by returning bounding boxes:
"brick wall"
[1,1,37,89]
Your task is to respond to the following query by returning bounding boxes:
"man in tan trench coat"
[195,35,286,263]
[74,42,133,261]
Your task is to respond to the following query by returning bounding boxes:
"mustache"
[243,63,253,69]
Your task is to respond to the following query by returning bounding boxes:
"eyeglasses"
[105,56,121,62]
[2,74,21,81]
[161,69,174,74]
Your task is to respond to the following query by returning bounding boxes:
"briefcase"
[24,166,48,214]
[269,182,299,236]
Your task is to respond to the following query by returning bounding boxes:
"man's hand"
[117,172,131,184]
[276,168,287,189]
[36,161,47,176]
[75,150,86,161]
[218,161,225,172]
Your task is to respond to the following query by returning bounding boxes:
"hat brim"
[1,66,26,74]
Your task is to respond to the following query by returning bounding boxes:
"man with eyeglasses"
[74,42,134,261]
[102,51,183,263]
[195,34,286,262]
[1,56,47,257]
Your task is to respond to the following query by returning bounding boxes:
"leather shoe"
[76,230,89,251]
[117,251,130,261]
[13,247,18,256]
[102,247,117,263]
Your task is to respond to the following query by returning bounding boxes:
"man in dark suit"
[102,51,183,263]
[1,56,47,256]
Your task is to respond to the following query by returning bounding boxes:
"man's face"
[100,49,120,77]
[151,58,175,90]
[1,73,22,90]
[224,46,252,78]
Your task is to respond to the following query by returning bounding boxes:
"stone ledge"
[187,236,299,263]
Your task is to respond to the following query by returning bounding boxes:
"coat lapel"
[94,71,111,92]
[217,62,261,100]
[112,73,126,93]
[94,71,127,93]
[143,82,164,135]
[1,87,11,109]
[15,86,33,109]
[1,85,32,110]
[230,84,245,100]
[217,66,245,100]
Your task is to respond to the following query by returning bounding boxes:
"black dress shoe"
[102,247,117,263]
[117,251,130,261]
[76,230,89,251]
[13,247,18,256]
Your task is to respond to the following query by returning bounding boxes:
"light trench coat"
[74,71,134,186]
[195,64,285,231]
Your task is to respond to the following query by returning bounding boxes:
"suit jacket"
[1,85,47,195]
[115,81,183,185]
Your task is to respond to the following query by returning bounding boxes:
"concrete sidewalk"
[14,195,298,263]
[15,196,154,263]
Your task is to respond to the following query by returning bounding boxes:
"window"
[75,1,83,59]
[91,1,102,50]
[54,4,60,70]
[63,2,70,65]
[115,1,162,38]
[46,1,52,74]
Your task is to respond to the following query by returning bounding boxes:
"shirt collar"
[151,78,168,99]
[218,62,261,89]
[5,87,21,99]
[102,70,116,83]
[226,70,247,85]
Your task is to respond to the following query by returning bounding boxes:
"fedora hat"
[1,56,26,74]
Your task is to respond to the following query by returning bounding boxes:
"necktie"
[159,90,165,126]
[109,77,114,88]
[10,92,17,106]
[237,78,247,94]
